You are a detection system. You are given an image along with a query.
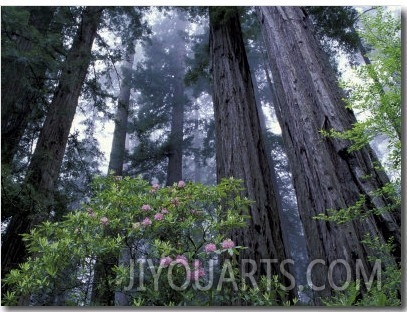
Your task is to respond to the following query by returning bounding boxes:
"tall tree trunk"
[257,6,400,304]
[191,108,204,183]
[108,50,135,176]
[165,20,187,186]
[261,52,311,298]
[209,7,290,295]
[1,6,103,283]
[91,48,135,307]
[1,7,56,168]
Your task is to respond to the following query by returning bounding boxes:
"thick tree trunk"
[257,6,400,304]
[1,6,102,281]
[209,7,290,294]
[1,7,56,167]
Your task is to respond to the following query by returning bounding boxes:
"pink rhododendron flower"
[176,255,187,261]
[221,238,235,249]
[150,183,160,193]
[204,243,217,253]
[189,268,205,281]
[141,204,151,211]
[100,217,109,226]
[160,256,172,267]
[161,208,169,214]
[141,217,152,226]
[194,268,206,280]
[154,213,164,221]
[193,260,202,269]
[177,180,186,188]
[175,255,188,266]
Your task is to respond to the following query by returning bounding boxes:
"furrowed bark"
[209,7,291,299]
[257,6,400,304]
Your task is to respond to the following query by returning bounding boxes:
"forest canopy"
[1,6,401,307]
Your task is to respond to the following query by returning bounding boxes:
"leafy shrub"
[3,175,291,306]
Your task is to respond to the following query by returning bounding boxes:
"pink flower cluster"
[150,183,160,193]
[175,254,188,266]
[204,243,217,253]
[100,217,109,226]
[221,238,235,249]
[190,259,205,281]
[204,239,235,253]
[177,180,186,188]
[139,202,168,226]
[154,213,163,221]
[160,256,172,267]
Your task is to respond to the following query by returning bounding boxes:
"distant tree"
[91,47,135,306]
[108,48,135,176]
[91,8,150,305]
[165,15,189,186]
[129,12,191,185]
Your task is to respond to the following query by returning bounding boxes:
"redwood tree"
[108,48,135,176]
[257,6,400,303]
[165,16,188,186]
[1,6,103,280]
[209,7,290,290]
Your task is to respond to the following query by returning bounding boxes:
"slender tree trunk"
[192,108,204,183]
[91,48,135,307]
[257,6,400,304]
[1,7,56,167]
[165,20,187,186]
[209,7,291,296]
[108,50,135,176]
[1,6,103,282]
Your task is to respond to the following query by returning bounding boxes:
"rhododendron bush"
[3,175,255,306]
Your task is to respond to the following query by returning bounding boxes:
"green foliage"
[3,176,291,306]
[313,177,400,225]
[313,194,367,224]
[209,7,239,28]
[239,275,295,306]
[1,7,62,71]
[184,40,210,89]
[306,7,360,55]
[317,8,401,252]
[322,235,401,306]
[325,7,401,174]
